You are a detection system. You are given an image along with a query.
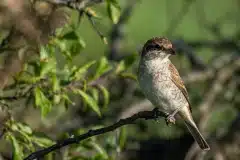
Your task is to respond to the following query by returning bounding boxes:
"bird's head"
[141,37,175,60]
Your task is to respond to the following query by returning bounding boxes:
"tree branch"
[24,108,168,160]
[109,0,136,60]
[172,39,206,70]
[185,56,240,160]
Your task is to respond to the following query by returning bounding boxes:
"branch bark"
[24,108,168,160]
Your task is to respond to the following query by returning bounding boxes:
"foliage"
[0,0,133,159]
[0,0,239,159]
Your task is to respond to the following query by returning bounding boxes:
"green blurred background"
[0,0,239,159]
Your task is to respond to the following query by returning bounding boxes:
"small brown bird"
[138,37,210,150]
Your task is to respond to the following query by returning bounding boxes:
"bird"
[137,37,210,150]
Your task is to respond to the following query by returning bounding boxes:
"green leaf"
[31,136,55,147]
[90,141,108,159]
[16,123,32,135]
[15,71,38,84]
[70,60,96,81]
[119,73,137,81]
[115,60,125,74]
[74,89,101,116]
[62,94,75,106]
[85,7,101,19]
[61,31,78,40]
[51,73,61,104]
[55,37,86,59]
[123,53,137,68]
[11,122,33,148]
[94,57,112,79]
[107,0,121,24]
[39,58,56,77]
[34,87,52,117]
[97,85,109,109]
[6,133,23,160]
[51,73,60,92]
[90,87,99,103]
[115,54,137,73]
[118,127,127,149]
[39,46,49,61]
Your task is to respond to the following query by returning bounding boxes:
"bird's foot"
[152,108,169,123]
[152,108,161,123]
[165,114,176,126]
[165,108,180,126]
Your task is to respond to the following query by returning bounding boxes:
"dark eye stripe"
[145,44,161,51]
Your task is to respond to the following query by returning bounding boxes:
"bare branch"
[182,53,238,84]
[109,0,136,60]
[172,39,206,70]
[24,108,168,160]
[185,56,240,160]
[44,0,103,10]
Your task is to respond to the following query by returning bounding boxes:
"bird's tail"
[184,120,210,150]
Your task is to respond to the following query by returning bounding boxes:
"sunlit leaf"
[85,7,101,18]
[6,133,23,160]
[97,85,109,108]
[40,46,49,61]
[118,127,127,149]
[90,141,108,159]
[34,87,52,117]
[39,58,56,77]
[115,60,125,74]
[49,73,61,104]
[90,87,99,103]
[107,0,121,24]
[94,57,112,79]
[16,123,32,135]
[62,94,75,105]
[15,71,39,84]
[70,61,96,81]
[31,136,55,148]
[115,54,137,74]
[55,37,86,59]
[74,89,101,116]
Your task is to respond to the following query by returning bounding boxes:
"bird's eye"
[145,44,161,51]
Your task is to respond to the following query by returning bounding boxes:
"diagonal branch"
[44,0,103,10]
[109,0,136,60]
[185,56,240,160]
[24,108,168,160]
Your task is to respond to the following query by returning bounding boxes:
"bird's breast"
[138,60,187,112]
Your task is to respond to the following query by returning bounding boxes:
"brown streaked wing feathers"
[168,63,192,112]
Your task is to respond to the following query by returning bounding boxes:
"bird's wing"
[168,63,192,112]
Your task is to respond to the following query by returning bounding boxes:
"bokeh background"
[0,0,239,160]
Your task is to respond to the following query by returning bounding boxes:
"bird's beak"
[169,48,176,55]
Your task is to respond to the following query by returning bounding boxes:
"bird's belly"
[138,71,187,113]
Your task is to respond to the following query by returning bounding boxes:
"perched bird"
[137,37,210,150]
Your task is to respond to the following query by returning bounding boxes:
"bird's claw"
[165,114,176,126]
[152,108,170,123]
[153,108,161,123]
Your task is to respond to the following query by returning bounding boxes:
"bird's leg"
[165,107,181,126]
[152,108,169,123]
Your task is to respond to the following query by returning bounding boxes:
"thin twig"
[165,0,196,36]
[24,108,168,160]
[109,0,136,60]
[172,39,206,70]
[182,53,238,84]
[44,0,103,10]
[185,56,240,160]
[86,11,107,44]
